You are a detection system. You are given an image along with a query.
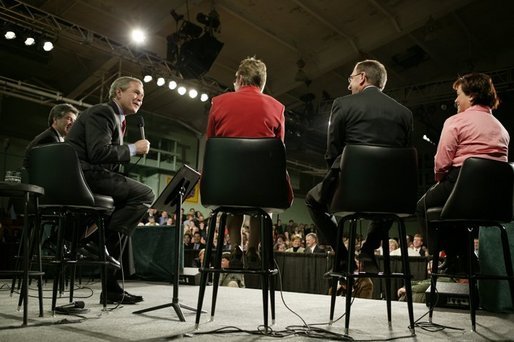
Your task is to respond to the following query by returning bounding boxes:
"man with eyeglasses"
[305,59,413,272]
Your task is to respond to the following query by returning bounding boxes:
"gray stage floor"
[1,279,513,341]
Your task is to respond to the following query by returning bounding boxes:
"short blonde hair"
[236,57,267,89]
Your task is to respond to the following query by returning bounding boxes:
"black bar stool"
[0,181,45,326]
[27,143,114,313]
[425,157,514,332]
[327,144,417,335]
[194,137,291,331]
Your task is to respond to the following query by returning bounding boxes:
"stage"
[0,280,513,341]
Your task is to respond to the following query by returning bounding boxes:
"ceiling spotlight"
[24,36,35,46]
[143,75,153,83]
[168,80,177,90]
[131,28,146,44]
[200,93,209,102]
[156,77,166,86]
[188,89,198,98]
[4,30,16,39]
[177,86,187,95]
[42,41,54,51]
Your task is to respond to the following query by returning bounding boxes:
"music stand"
[133,164,201,321]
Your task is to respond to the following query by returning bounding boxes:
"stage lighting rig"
[166,7,224,79]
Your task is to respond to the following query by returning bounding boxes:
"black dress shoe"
[123,291,143,302]
[100,291,138,304]
[79,242,121,269]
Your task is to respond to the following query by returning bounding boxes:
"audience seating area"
[130,225,429,299]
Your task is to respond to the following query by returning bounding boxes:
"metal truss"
[0,0,173,74]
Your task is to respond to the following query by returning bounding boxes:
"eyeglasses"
[347,72,363,83]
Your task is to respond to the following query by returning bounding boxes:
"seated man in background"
[304,232,324,254]
[23,103,78,168]
[24,104,83,251]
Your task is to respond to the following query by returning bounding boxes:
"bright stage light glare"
[131,28,146,44]
[177,86,186,95]
[168,80,177,90]
[188,89,198,98]
[143,75,153,83]
[156,77,165,86]
[5,31,16,40]
[24,37,35,46]
[200,93,209,102]
[42,41,54,51]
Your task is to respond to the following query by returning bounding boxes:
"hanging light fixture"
[200,93,209,102]
[156,77,166,86]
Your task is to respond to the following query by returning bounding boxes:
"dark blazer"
[23,127,61,168]
[325,86,413,169]
[305,244,324,254]
[66,102,130,172]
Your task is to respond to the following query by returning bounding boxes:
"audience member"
[389,239,399,253]
[275,243,287,252]
[145,216,158,226]
[286,235,305,253]
[416,73,508,274]
[412,234,427,256]
[141,208,158,225]
[304,232,324,254]
[183,232,193,249]
[158,210,169,225]
[192,231,206,251]
[305,59,413,273]
[219,252,245,288]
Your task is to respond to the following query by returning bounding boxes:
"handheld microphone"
[54,300,89,314]
[137,114,145,140]
[58,301,85,309]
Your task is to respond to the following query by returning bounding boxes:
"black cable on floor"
[412,289,464,332]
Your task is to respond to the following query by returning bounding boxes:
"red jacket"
[206,85,293,204]
[206,86,285,140]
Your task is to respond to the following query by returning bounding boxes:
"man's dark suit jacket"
[305,244,324,254]
[325,86,413,169]
[66,102,129,172]
[23,127,61,168]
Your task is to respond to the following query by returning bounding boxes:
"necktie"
[121,119,126,136]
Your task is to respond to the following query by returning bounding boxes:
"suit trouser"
[415,167,467,256]
[305,168,390,257]
[84,169,155,238]
[84,169,154,290]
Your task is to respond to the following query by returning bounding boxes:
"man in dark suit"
[66,76,155,304]
[23,103,78,168]
[304,232,324,254]
[305,59,413,272]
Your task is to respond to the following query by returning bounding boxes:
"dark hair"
[48,103,78,127]
[453,73,500,109]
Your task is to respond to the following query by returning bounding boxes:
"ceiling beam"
[292,0,360,55]
[216,2,299,52]
[67,56,120,100]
